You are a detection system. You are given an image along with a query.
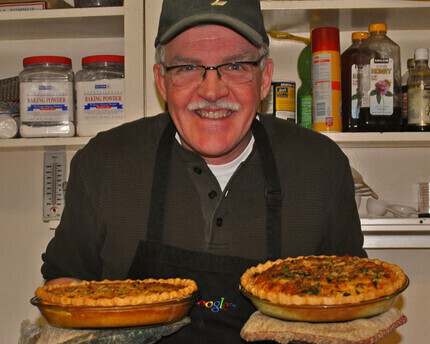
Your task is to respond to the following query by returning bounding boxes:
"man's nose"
[197,69,229,101]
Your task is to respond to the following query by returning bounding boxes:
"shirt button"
[194,167,202,174]
[208,190,217,199]
[216,217,223,227]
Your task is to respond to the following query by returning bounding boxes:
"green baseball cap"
[154,0,269,47]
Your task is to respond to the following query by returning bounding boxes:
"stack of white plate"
[351,166,378,199]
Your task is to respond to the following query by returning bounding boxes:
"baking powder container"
[19,56,75,137]
[75,55,125,137]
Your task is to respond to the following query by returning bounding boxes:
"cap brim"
[156,13,264,47]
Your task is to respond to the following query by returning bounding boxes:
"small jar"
[19,56,75,137]
[75,55,125,137]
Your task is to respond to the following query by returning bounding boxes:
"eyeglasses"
[163,55,265,87]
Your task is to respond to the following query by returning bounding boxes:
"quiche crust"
[240,255,407,306]
[35,278,198,307]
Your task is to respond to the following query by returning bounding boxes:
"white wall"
[0,148,77,343]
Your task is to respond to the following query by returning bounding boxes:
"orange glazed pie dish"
[32,278,198,328]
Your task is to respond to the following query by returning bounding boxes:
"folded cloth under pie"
[19,317,190,344]
[240,308,406,344]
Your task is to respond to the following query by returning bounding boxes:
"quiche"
[240,255,407,306]
[33,278,198,328]
[35,278,198,307]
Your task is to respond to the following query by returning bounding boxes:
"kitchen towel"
[240,308,406,344]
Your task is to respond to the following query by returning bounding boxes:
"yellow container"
[311,27,342,132]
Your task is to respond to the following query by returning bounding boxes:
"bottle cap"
[415,48,429,61]
[0,114,18,139]
[352,32,369,41]
[82,55,125,65]
[369,23,387,33]
[23,56,72,66]
[311,27,340,52]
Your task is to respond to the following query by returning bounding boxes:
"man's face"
[154,25,273,165]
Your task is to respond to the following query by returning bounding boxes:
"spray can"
[311,27,342,132]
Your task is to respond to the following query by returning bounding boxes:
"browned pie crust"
[35,278,198,307]
[240,255,407,306]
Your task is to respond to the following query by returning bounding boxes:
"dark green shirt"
[42,113,366,281]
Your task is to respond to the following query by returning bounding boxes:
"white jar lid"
[415,48,429,61]
[0,114,18,139]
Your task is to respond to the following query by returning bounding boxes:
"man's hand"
[45,277,82,286]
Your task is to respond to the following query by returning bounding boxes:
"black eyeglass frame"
[162,55,266,84]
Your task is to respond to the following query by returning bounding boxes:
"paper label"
[312,53,333,123]
[370,58,394,115]
[20,81,73,123]
[408,86,430,125]
[76,79,125,125]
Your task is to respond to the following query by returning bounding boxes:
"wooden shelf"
[323,132,430,148]
[361,217,430,248]
[261,0,430,33]
[2,131,430,150]
[0,136,90,150]
[0,7,124,40]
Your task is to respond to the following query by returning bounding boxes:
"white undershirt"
[207,135,255,191]
[175,132,255,191]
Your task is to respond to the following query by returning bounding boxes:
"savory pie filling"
[240,255,407,305]
[35,278,198,307]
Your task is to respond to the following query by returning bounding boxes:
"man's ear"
[260,58,274,101]
[154,63,167,102]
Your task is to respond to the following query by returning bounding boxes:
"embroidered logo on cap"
[211,0,227,6]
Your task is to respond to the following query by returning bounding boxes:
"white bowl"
[387,204,418,217]
[366,198,388,217]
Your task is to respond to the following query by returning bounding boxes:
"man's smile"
[195,109,233,119]
[188,100,241,119]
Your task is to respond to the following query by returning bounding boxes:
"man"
[41,0,366,342]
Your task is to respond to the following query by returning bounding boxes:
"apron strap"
[146,119,176,242]
[251,119,283,260]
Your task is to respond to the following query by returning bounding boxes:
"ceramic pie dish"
[240,277,408,323]
[31,291,198,328]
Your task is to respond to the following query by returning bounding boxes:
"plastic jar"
[75,55,125,137]
[359,23,402,132]
[19,56,75,137]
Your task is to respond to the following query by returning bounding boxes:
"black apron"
[128,118,283,343]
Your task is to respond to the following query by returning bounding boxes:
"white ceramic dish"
[366,198,388,217]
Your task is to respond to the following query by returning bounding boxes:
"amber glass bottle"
[341,32,369,132]
[359,23,402,132]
